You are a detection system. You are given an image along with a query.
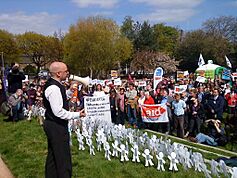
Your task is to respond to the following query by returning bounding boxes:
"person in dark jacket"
[7,63,25,94]
[207,88,225,121]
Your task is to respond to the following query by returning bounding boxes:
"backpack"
[0,101,12,116]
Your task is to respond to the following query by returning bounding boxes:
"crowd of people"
[3,62,237,148]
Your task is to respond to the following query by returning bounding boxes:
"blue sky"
[0,0,237,35]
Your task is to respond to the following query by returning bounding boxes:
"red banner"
[141,104,168,123]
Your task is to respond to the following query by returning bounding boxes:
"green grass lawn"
[0,115,230,178]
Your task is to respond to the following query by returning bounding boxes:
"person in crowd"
[158,88,174,133]
[190,119,227,146]
[116,87,126,125]
[110,89,117,124]
[172,93,186,138]
[185,97,205,137]
[125,83,138,128]
[144,91,155,105]
[66,82,78,101]
[225,88,237,117]
[207,88,225,121]
[181,91,190,133]
[69,96,80,112]
[93,83,105,97]
[26,83,37,121]
[43,61,85,178]
[7,63,26,94]
[7,89,25,122]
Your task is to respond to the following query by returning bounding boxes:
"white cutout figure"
[231,167,237,178]
[96,129,103,152]
[77,133,85,151]
[104,142,111,161]
[142,149,154,167]
[131,143,140,163]
[112,140,119,157]
[156,152,165,171]
[201,162,212,178]
[219,160,228,177]
[192,152,203,172]
[168,152,179,171]
[210,159,219,177]
[88,138,95,156]
[118,144,129,162]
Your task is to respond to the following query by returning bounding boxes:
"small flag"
[225,55,232,68]
[198,53,205,67]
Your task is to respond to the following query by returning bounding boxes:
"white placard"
[84,95,111,123]
[138,81,147,87]
[114,78,122,86]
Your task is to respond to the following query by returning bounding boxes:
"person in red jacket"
[144,91,155,105]
[225,89,237,116]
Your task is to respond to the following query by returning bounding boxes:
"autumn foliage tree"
[130,50,179,75]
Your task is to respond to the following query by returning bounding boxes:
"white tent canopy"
[196,63,221,71]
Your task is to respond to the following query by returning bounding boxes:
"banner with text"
[84,95,111,123]
[141,104,168,123]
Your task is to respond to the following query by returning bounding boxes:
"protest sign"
[153,67,163,89]
[141,104,168,123]
[111,70,118,79]
[84,95,111,122]
[222,69,231,81]
[174,85,187,94]
[196,76,206,83]
[138,81,147,87]
[114,78,122,86]
[232,72,237,80]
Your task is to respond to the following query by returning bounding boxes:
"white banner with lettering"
[84,95,111,123]
[141,104,168,123]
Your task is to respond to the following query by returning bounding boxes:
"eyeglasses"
[59,69,69,73]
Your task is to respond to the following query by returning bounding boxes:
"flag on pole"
[225,55,232,68]
[198,53,205,67]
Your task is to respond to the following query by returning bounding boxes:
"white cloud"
[139,9,196,22]
[71,0,119,8]
[130,0,203,23]
[0,12,61,35]
[130,0,202,8]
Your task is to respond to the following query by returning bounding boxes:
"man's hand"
[79,109,86,117]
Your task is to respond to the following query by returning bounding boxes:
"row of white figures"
[73,118,237,177]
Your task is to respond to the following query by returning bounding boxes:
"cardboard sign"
[174,85,187,93]
[84,96,111,123]
[111,70,118,79]
[138,81,147,87]
[114,78,122,86]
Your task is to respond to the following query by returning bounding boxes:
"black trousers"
[43,120,72,178]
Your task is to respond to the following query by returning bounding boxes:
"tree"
[64,16,133,78]
[17,32,64,73]
[0,29,20,65]
[202,16,237,43]
[130,50,179,75]
[175,30,231,71]
[153,24,180,56]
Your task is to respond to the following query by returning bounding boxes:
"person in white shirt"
[43,61,85,178]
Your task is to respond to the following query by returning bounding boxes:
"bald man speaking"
[43,61,85,178]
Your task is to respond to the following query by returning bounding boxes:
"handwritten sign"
[84,95,111,123]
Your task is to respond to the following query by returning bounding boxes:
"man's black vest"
[43,78,69,127]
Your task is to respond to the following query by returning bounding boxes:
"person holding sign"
[125,83,138,128]
[43,61,85,178]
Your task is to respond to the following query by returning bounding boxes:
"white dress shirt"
[44,85,80,120]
